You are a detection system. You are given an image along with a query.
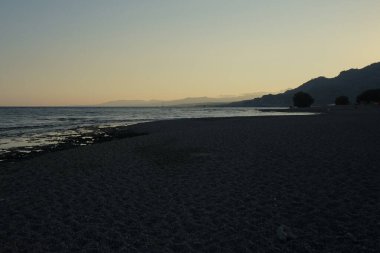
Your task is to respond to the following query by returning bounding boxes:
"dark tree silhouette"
[356,89,380,104]
[293,91,314,107]
[335,96,350,105]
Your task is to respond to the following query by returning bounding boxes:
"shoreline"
[0,125,147,163]
[1,106,377,164]
[1,106,377,163]
[0,112,316,164]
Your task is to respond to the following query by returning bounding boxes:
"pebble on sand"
[276,225,297,241]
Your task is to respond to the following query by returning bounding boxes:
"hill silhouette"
[98,92,267,107]
[229,62,380,107]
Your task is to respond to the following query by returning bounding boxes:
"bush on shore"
[356,89,380,104]
[293,91,314,108]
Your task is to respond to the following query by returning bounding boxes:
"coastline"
[1,111,379,252]
[0,126,147,163]
[0,109,315,164]
[2,105,377,163]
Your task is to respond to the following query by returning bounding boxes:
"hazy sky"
[1,0,380,106]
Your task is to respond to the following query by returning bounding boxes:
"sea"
[0,107,312,156]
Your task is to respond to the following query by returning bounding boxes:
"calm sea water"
[0,107,311,154]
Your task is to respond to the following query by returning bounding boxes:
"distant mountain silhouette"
[229,62,380,107]
[98,92,268,107]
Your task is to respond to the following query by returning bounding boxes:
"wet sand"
[1,111,379,252]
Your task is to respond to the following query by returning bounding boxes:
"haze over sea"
[0,107,312,154]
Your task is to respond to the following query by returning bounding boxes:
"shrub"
[293,91,314,107]
[356,89,380,104]
[335,96,350,105]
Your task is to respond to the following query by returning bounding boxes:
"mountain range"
[98,92,268,107]
[229,62,380,107]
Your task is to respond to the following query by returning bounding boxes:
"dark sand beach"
[1,111,379,252]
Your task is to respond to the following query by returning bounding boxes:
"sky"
[1,0,380,106]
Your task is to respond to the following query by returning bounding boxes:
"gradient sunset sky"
[1,0,380,106]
